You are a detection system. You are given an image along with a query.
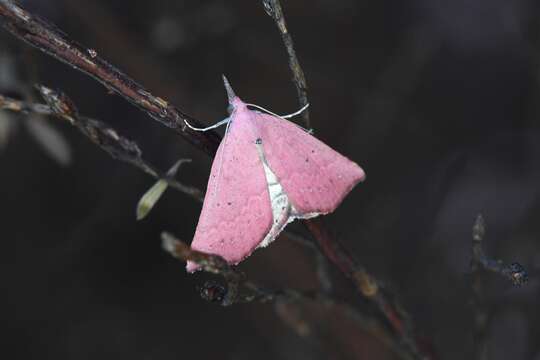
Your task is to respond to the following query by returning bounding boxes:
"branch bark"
[0,0,220,155]
[162,231,417,360]
[262,0,310,128]
[305,218,433,359]
[0,90,204,201]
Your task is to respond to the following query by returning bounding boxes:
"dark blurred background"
[1,0,540,359]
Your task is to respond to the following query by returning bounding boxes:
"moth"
[186,77,365,271]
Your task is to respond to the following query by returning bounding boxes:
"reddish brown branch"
[265,1,432,356]
[162,231,320,306]
[161,232,417,359]
[305,218,433,359]
[0,0,220,155]
[262,0,310,128]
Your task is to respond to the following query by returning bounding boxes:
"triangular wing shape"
[254,112,365,216]
[187,114,272,272]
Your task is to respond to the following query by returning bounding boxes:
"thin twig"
[161,231,417,360]
[0,0,220,156]
[162,231,300,306]
[262,1,431,357]
[262,0,310,128]
[0,90,204,202]
[163,231,323,306]
[0,92,52,114]
[305,218,432,359]
[470,214,528,360]
[285,230,333,294]
[472,215,528,286]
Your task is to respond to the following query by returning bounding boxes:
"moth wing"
[255,113,365,216]
[187,114,272,272]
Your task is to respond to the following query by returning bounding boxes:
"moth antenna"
[222,75,236,104]
[280,103,310,119]
[245,102,311,132]
[245,102,309,119]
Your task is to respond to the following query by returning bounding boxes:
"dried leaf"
[136,159,189,220]
[136,179,168,220]
[25,115,71,166]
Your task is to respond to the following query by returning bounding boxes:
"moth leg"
[245,102,309,120]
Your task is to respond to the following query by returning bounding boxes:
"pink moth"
[186,77,365,271]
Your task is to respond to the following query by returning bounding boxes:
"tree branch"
[283,230,333,294]
[0,0,220,155]
[162,231,314,306]
[260,2,433,357]
[0,89,204,202]
[470,214,529,360]
[162,231,419,360]
[472,214,528,286]
[305,218,434,360]
[262,0,310,128]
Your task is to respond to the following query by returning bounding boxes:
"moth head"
[222,75,236,108]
